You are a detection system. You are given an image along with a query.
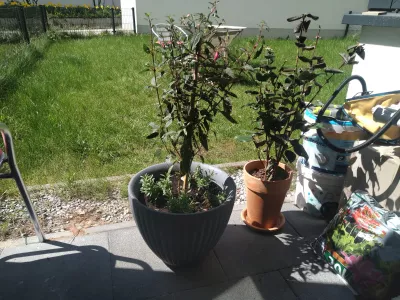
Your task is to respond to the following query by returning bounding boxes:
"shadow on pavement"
[0,219,355,300]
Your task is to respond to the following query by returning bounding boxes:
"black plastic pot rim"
[129,162,235,217]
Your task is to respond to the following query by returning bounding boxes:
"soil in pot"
[141,167,226,214]
[250,165,289,181]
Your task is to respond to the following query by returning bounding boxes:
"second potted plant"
[238,14,361,231]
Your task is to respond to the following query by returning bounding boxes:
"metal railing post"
[132,7,136,34]
[111,8,116,34]
[343,11,352,38]
[17,6,30,44]
[39,5,47,33]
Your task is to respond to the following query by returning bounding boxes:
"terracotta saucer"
[241,208,285,232]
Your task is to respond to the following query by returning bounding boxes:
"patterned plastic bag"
[312,191,400,299]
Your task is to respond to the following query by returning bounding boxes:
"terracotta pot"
[243,160,293,229]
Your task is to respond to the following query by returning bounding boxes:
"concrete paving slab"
[148,295,176,300]
[171,271,297,300]
[215,217,319,279]
[0,232,113,300]
[109,227,227,299]
[282,203,328,239]
[228,207,244,225]
[280,261,355,300]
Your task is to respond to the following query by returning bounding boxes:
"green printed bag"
[312,191,400,299]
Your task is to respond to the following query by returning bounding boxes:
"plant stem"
[148,18,172,156]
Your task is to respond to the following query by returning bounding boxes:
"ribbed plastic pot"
[128,162,236,267]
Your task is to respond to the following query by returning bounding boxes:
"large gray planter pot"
[128,162,235,266]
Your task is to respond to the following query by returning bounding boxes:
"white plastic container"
[295,157,345,218]
[303,129,355,174]
[303,108,366,174]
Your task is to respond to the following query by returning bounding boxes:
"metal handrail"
[151,23,188,41]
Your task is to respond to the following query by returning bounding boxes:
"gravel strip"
[231,169,295,205]
[0,168,296,241]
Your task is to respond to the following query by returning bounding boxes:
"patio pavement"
[0,201,356,300]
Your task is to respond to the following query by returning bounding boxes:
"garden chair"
[151,23,188,42]
[0,123,45,242]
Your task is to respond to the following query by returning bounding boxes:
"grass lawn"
[0,34,359,186]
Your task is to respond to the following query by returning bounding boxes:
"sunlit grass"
[0,34,359,186]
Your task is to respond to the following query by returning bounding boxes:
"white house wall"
[122,0,368,37]
[347,26,400,98]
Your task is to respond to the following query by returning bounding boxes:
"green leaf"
[143,44,150,54]
[191,32,202,50]
[299,71,318,81]
[314,80,323,88]
[298,56,312,63]
[355,45,365,60]
[303,85,312,96]
[198,128,208,151]
[303,46,315,51]
[287,15,304,22]
[243,64,254,71]
[302,20,311,32]
[339,52,349,64]
[254,140,266,148]
[245,90,259,95]
[226,90,237,98]
[294,23,302,34]
[146,131,158,139]
[296,35,307,43]
[149,122,159,130]
[314,62,326,69]
[290,140,308,160]
[312,56,323,61]
[285,150,296,163]
[235,135,253,142]
[220,110,237,124]
[325,68,343,74]
[256,72,269,82]
[165,119,172,128]
[224,68,235,78]
[254,44,263,59]
[281,68,296,73]
[306,14,319,20]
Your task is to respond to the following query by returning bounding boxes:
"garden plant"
[238,13,365,230]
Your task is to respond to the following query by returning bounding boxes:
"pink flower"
[177,41,184,46]
[186,14,190,17]
[341,252,362,266]
[167,41,172,45]
[156,41,165,48]
[213,51,219,61]
[210,6,216,14]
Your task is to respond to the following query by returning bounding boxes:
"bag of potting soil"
[312,191,400,299]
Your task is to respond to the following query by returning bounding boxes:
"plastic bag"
[312,191,400,299]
